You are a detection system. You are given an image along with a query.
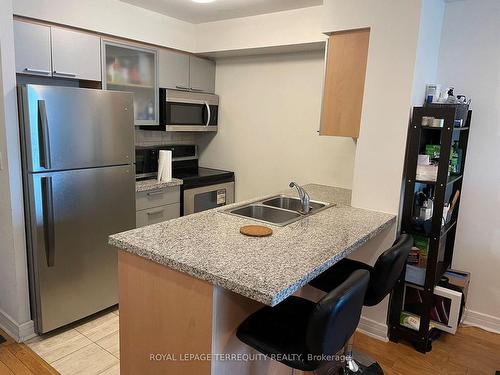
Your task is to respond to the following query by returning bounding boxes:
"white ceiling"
[120,0,323,24]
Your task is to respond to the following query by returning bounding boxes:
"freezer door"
[19,84,134,172]
[26,165,135,333]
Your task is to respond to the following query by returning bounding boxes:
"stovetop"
[135,144,234,189]
[174,167,234,189]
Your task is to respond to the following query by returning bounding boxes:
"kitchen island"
[109,184,395,375]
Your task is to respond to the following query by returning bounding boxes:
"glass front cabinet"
[102,40,158,126]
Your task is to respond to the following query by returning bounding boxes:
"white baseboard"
[356,316,389,342]
[463,309,500,334]
[0,308,35,342]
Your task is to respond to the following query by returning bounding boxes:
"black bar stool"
[309,234,413,374]
[236,269,370,374]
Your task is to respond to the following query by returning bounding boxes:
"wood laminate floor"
[0,328,58,375]
[353,325,500,375]
[1,322,499,374]
[0,309,120,375]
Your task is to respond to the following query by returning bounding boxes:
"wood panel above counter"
[320,28,370,139]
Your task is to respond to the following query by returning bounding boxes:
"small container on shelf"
[410,218,432,235]
[405,264,426,286]
[416,164,438,181]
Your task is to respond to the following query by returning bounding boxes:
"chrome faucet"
[289,182,311,214]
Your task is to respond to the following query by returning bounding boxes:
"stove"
[174,167,235,189]
[135,145,235,215]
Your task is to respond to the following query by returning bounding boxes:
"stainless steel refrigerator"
[18,84,136,334]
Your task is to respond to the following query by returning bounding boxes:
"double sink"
[225,195,332,226]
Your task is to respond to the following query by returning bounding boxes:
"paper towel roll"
[157,150,172,182]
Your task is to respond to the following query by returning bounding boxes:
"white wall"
[13,0,196,52]
[13,0,326,55]
[198,51,356,201]
[437,0,500,331]
[324,0,423,214]
[323,0,424,336]
[195,6,326,54]
[411,0,445,106]
[0,0,33,341]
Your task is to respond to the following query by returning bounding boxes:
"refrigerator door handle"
[38,100,51,169]
[41,176,55,267]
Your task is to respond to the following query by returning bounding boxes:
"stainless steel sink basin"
[229,204,301,225]
[262,195,326,212]
[225,194,332,226]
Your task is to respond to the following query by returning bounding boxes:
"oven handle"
[205,101,211,127]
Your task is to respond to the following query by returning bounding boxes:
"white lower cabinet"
[136,203,180,228]
[135,186,180,228]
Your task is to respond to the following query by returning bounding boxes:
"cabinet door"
[136,203,180,228]
[319,29,370,138]
[189,56,215,93]
[158,49,189,90]
[102,41,158,125]
[13,21,52,76]
[135,186,180,211]
[51,28,101,81]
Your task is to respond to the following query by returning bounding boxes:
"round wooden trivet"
[240,225,273,237]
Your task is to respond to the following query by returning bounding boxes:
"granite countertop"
[110,184,395,306]
[135,178,183,192]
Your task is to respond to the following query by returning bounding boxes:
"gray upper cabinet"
[189,56,216,93]
[158,51,215,93]
[158,49,189,91]
[13,20,52,76]
[51,28,101,81]
[14,20,101,81]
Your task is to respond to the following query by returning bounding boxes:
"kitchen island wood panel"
[118,250,213,374]
[111,184,394,374]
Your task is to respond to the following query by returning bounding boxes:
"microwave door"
[164,100,218,132]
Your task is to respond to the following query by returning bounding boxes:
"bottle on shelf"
[112,58,121,83]
[147,102,154,120]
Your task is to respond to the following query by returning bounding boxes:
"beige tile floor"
[27,309,120,375]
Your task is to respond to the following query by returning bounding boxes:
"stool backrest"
[365,234,413,306]
[306,269,370,365]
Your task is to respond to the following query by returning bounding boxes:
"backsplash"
[135,130,199,146]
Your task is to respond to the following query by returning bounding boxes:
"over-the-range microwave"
[151,88,219,132]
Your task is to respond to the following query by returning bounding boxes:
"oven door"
[183,182,235,215]
[161,90,218,132]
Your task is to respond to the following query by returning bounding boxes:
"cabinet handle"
[24,68,51,75]
[147,208,165,216]
[53,71,77,77]
[190,87,204,92]
[175,86,189,90]
[147,189,165,196]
